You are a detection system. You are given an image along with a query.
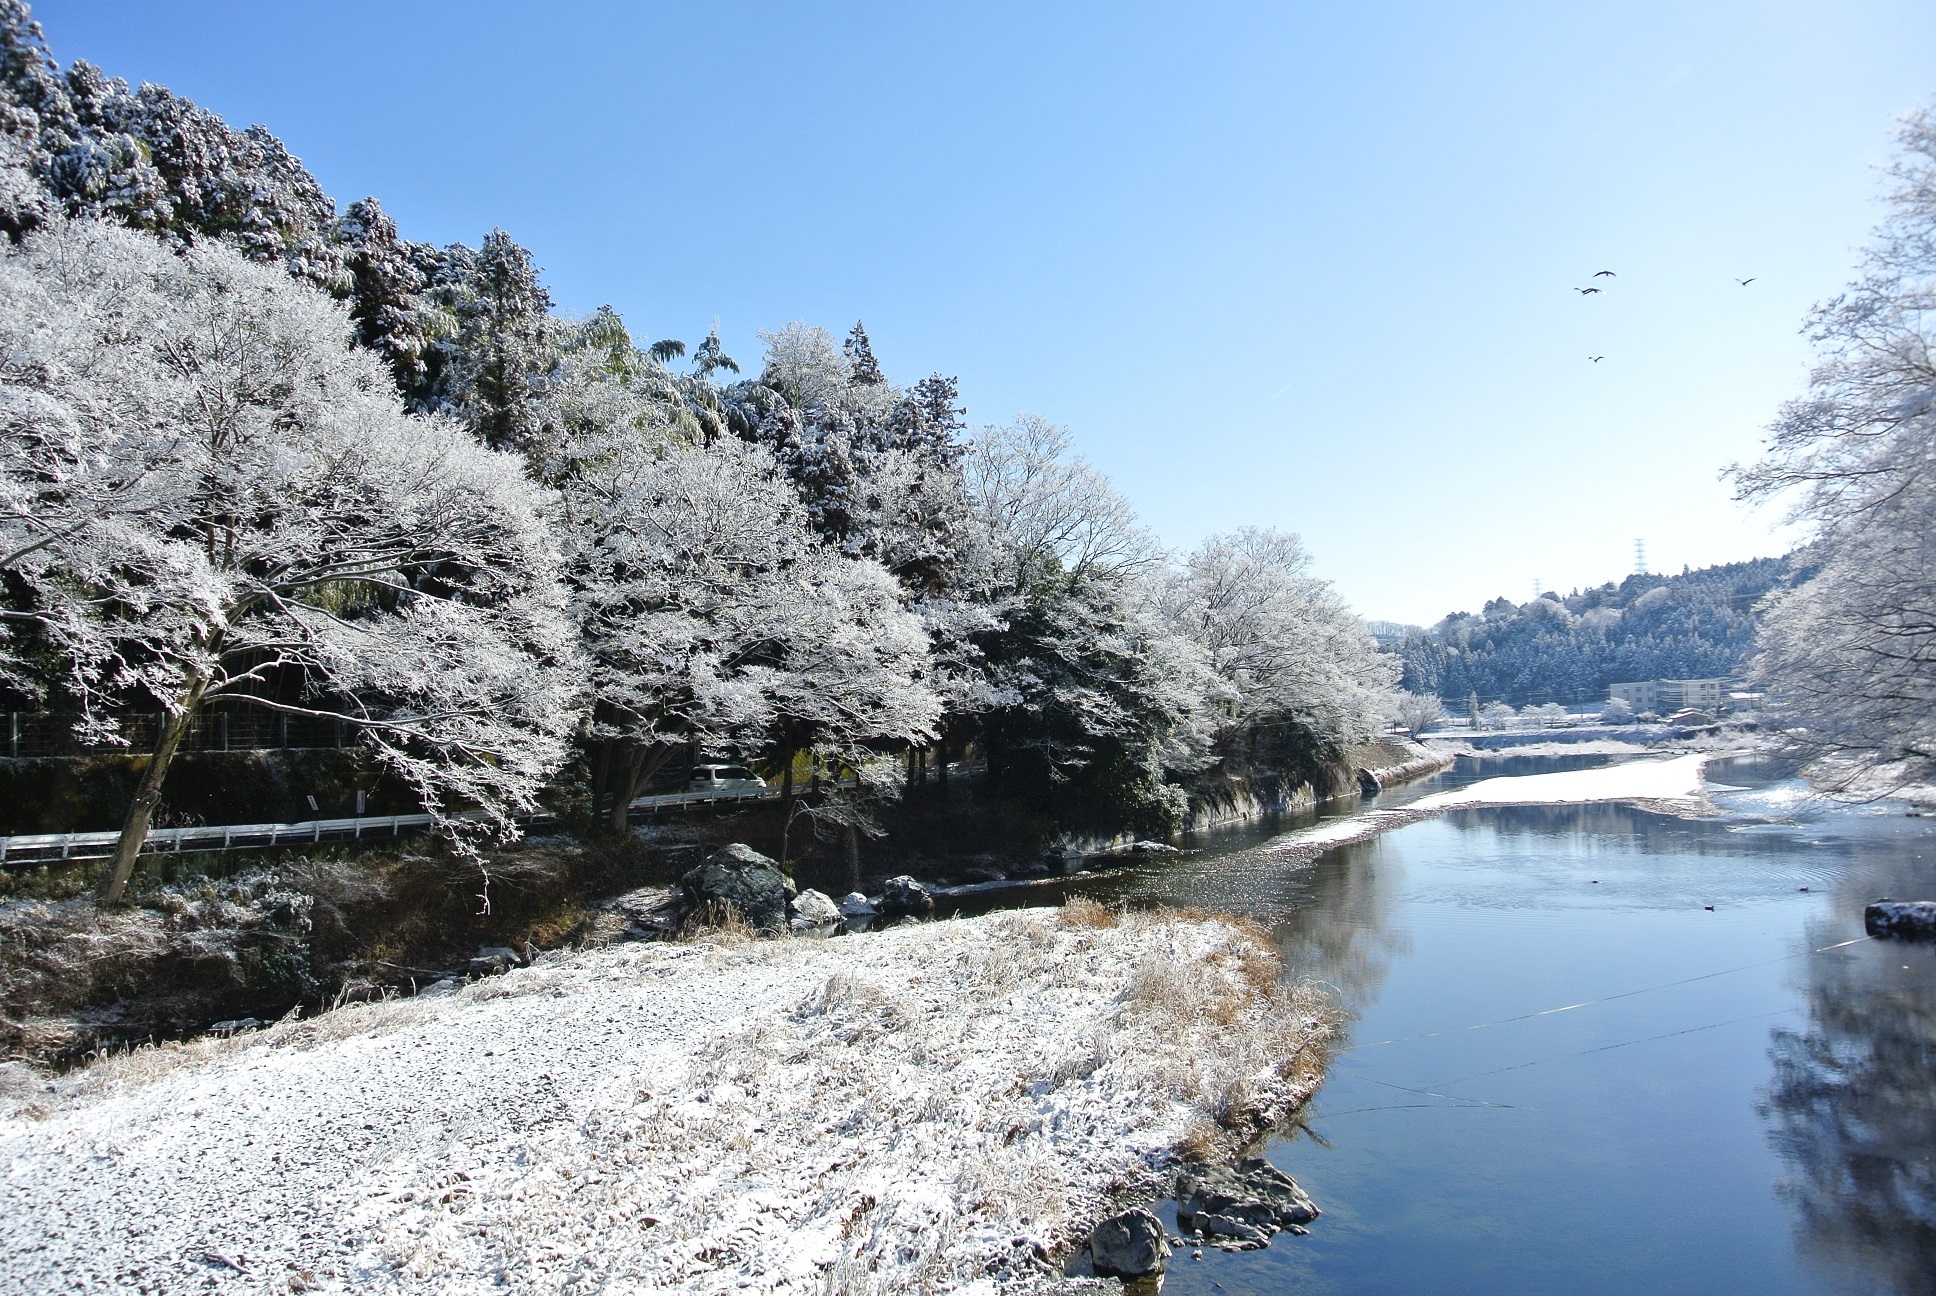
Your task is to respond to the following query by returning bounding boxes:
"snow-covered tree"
[977,575,1219,831]
[842,320,886,387]
[961,415,1159,595]
[337,196,442,398]
[1394,691,1444,738]
[561,433,939,833]
[956,417,1221,827]
[1735,106,1936,789]
[1479,700,1517,729]
[1160,527,1396,758]
[1521,702,1570,728]
[0,221,582,901]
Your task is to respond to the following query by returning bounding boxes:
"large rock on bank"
[681,844,793,933]
[1090,1206,1171,1277]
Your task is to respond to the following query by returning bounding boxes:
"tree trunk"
[842,823,861,894]
[98,678,207,905]
[609,742,676,833]
[779,760,796,865]
[936,736,949,796]
[591,737,612,826]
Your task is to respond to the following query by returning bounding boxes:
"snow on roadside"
[1264,754,1713,864]
[0,907,1334,1295]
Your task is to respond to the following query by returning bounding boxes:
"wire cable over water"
[1319,1008,1804,1118]
[1336,935,1871,1054]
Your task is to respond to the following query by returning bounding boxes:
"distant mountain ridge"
[1395,557,1788,706]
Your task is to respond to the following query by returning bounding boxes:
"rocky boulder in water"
[1866,900,1936,940]
[681,844,792,932]
[1089,1206,1171,1277]
[836,892,877,919]
[1176,1158,1319,1241]
[788,888,842,934]
[877,875,934,918]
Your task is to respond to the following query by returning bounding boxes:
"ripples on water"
[1057,754,1936,1296]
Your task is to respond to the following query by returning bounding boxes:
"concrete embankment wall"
[1181,738,1455,835]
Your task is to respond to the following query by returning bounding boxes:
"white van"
[688,764,767,797]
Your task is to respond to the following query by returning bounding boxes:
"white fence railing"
[0,761,985,868]
[0,787,775,867]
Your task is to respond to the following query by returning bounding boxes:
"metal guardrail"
[0,761,985,868]
[0,788,773,867]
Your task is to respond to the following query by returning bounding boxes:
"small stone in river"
[1194,1213,1271,1245]
[1176,1157,1320,1233]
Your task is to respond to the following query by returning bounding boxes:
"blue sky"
[35,1,1936,622]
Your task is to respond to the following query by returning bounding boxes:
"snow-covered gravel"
[0,907,1331,1295]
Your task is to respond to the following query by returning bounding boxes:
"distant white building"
[1609,678,1727,715]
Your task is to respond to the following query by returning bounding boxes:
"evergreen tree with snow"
[434,229,554,452]
[843,320,886,386]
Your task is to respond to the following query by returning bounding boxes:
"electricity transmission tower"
[1633,539,1648,575]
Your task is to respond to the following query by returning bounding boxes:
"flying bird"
[1589,355,1604,362]
[1736,277,1757,286]
[1593,270,1616,277]
[1575,287,1602,295]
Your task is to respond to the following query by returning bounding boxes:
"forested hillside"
[0,2,1397,883]
[1396,558,1786,706]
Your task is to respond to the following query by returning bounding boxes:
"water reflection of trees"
[1760,850,1936,1296]
[1268,835,1410,1015]
[1440,798,1773,860]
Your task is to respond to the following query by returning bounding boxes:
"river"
[1050,753,1936,1295]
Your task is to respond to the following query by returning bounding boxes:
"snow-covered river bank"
[0,906,1333,1295]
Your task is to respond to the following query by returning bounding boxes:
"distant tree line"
[1395,558,1785,707]
[0,3,1396,899]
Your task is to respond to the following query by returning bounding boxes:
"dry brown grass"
[1057,896,1120,929]
[676,899,755,944]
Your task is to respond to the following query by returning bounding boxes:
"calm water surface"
[1063,755,1936,1295]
